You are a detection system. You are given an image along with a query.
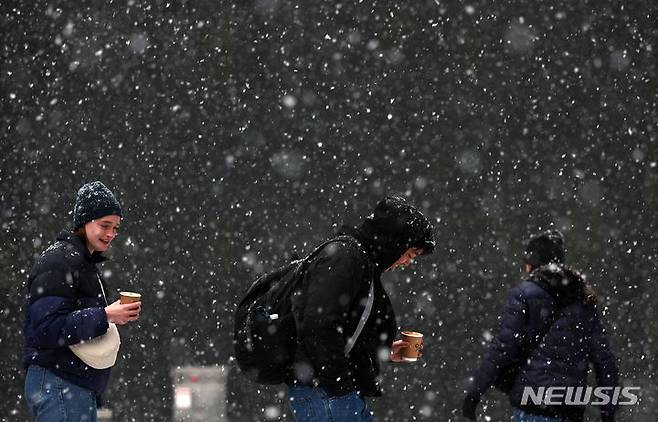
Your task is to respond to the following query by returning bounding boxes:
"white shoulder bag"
[69,274,121,369]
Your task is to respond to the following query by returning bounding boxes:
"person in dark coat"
[462,230,619,422]
[23,181,142,421]
[286,195,435,422]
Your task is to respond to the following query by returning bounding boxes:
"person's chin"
[95,241,111,251]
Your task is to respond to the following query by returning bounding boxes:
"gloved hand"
[462,395,479,421]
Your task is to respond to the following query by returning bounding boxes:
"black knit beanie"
[73,181,122,230]
[523,229,565,267]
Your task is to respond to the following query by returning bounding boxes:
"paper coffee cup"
[119,291,141,304]
[401,331,424,362]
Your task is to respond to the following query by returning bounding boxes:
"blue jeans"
[513,408,567,422]
[287,385,373,422]
[24,365,98,422]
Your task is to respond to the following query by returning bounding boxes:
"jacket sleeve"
[28,263,109,348]
[298,244,367,396]
[588,306,619,418]
[465,286,528,400]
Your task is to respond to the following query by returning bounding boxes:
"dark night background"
[1,0,656,420]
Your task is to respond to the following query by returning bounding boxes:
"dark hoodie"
[465,264,619,422]
[288,196,434,397]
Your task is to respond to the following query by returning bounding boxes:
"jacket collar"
[337,225,394,274]
[528,263,594,305]
[56,230,108,263]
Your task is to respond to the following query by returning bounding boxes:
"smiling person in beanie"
[462,229,619,422]
[286,195,435,422]
[23,181,142,421]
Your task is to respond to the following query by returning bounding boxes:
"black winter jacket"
[289,236,396,397]
[23,231,113,400]
[288,197,435,397]
[465,265,619,421]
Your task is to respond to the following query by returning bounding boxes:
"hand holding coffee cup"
[119,291,141,304]
[105,300,141,325]
[105,292,141,325]
[390,331,424,362]
[400,331,424,362]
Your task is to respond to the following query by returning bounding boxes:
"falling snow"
[1,1,656,421]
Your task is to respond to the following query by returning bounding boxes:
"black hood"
[339,196,435,272]
[529,263,596,306]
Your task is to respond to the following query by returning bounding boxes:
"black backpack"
[233,236,371,385]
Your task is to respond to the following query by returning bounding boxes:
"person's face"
[387,248,423,271]
[84,215,121,252]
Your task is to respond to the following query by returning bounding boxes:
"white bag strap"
[97,273,109,306]
[344,280,375,356]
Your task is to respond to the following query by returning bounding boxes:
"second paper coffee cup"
[401,331,424,361]
[119,291,141,304]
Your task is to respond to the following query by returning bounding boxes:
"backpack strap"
[298,235,372,277]
[344,280,374,356]
[326,235,375,356]
[299,235,376,356]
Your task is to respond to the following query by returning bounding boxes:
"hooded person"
[462,230,619,422]
[285,195,435,422]
[23,181,142,421]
